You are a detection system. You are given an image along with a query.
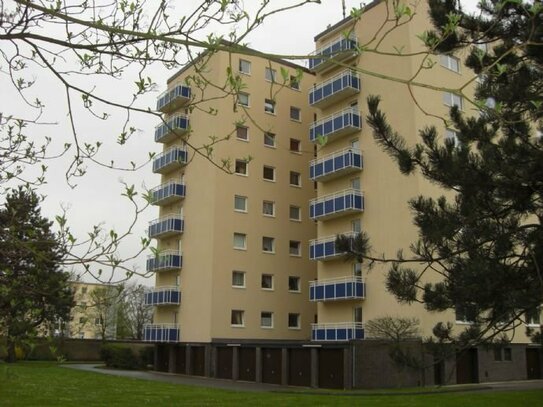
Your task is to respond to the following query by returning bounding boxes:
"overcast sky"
[0,0,480,286]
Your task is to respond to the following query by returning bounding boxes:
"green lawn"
[0,363,542,406]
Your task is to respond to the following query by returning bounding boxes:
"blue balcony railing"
[144,287,181,306]
[156,85,191,113]
[310,277,365,302]
[155,114,190,143]
[143,324,180,342]
[150,180,186,205]
[309,231,355,261]
[309,107,361,143]
[310,148,362,182]
[146,250,182,272]
[152,146,188,174]
[309,70,360,108]
[148,215,184,239]
[309,35,358,72]
[311,322,364,341]
[310,188,364,220]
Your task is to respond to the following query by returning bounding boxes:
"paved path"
[63,364,543,395]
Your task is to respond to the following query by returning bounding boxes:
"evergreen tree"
[0,187,73,362]
[339,0,542,345]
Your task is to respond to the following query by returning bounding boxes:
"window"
[289,171,301,187]
[351,138,360,149]
[290,75,300,90]
[234,195,247,212]
[233,233,247,250]
[526,307,541,326]
[94,317,101,326]
[504,348,512,361]
[443,92,463,109]
[445,129,459,146]
[264,132,276,147]
[289,240,301,256]
[232,271,246,288]
[351,219,361,233]
[475,43,488,53]
[353,262,362,277]
[290,107,301,121]
[265,67,276,82]
[261,311,273,328]
[262,200,275,217]
[351,177,361,190]
[494,348,513,362]
[261,274,274,289]
[353,306,363,323]
[493,348,502,361]
[289,205,301,221]
[238,92,250,107]
[236,126,248,141]
[288,276,301,292]
[288,313,301,329]
[263,165,275,181]
[239,59,251,74]
[264,98,275,114]
[81,287,87,294]
[235,159,248,175]
[440,54,460,73]
[455,304,477,323]
[290,138,301,153]
[262,237,275,253]
[231,310,245,326]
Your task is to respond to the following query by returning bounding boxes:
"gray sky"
[0,0,479,285]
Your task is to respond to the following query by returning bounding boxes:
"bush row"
[100,344,154,370]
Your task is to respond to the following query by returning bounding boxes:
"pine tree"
[0,187,73,362]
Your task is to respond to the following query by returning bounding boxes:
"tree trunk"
[6,338,17,363]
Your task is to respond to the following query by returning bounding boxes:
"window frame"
[234,159,248,176]
[239,59,251,75]
[445,128,460,146]
[237,92,250,107]
[288,313,301,329]
[440,54,460,73]
[263,132,276,148]
[443,91,463,109]
[232,271,246,288]
[236,125,249,141]
[265,67,276,82]
[289,75,300,90]
[289,240,301,257]
[231,309,245,327]
[263,165,276,182]
[289,205,301,221]
[262,236,275,254]
[234,195,247,212]
[288,276,301,292]
[289,171,301,187]
[262,200,275,217]
[290,106,301,122]
[233,232,247,250]
[264,98,276,114]
[290,138,301,153]
[260,311,274,328]
[261,273,274,290]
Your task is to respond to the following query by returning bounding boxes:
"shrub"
[100,344,140,370]
[139,347,154,368]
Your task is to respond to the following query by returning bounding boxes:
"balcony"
[309,188,364,221]
[310,148,362,182]
[156,84,191,113]
[309,35,358,72]
[148,215,184,239]
[311,322,364,341]
[144,286,181,306]
[152,146,188,174]
[143,324,180,343]
[155,114,190,143]
[150,180,186,206]
[310,276,365,302]
[309,107,361,144]
[309,231,355,261]
[146,250,182,273]
[309,70,361,108]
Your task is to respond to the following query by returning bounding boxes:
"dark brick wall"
[478,345,528,382]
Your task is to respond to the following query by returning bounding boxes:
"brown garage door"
[526,348,542,380]
[191,346,206,377]
[456,348,479,384]
[156,344,169,372]
[262,348,282,385]
[175,345,186,374]
[318,348,344,389]
[288,348,311,387]
[239,347,256,382]
[216,347,233,379]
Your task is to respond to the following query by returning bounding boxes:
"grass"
[0,362,542,406]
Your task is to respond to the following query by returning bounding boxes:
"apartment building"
[144,47,317,345]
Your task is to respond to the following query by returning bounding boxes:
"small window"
[239,59,251,74]
[445,129,459,146]
[440,54,460,73]
[290,107,301,121]
[290,75,300,90]
[262,200,275,217]
[238,92,250,107]
[353,306,363,323]
[526,307,541,326]
[233,233,247,250]
[288,276,301,292]
[351,219,361,233]
[231,310,245,326]
[264,132,276,147]
[290,138,301,152]
[289,205,301,221]
[235,159,248,176]
[288,313,301,329]
[264,98,275,114]
[289,240,301,256]
[265,67,276,82]
[263,165,275,181]
[234,195,247,212]
[475,43,488,53]
[262,237,275,253]
[261,274,274,289]
[351,177,361,190]
[443,92,463,109]
[232,271,246,288]
[455,304,476,323]
[353,262,362,277]
[94,317,101,326]
[504,348,512,361]
[289,171,301,187]
[493,348,502,361]
[236,126,248,141]
[261,311,273,328]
